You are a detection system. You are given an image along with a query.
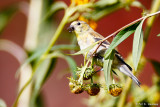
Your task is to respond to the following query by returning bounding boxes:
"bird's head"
[68,21,91,34]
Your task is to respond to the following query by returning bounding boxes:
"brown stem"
[91,11,160,56]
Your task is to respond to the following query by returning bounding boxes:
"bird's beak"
[67,25,75,32]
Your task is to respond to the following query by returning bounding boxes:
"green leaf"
[70,42,98,55]
[104,22,140,59]
[51,44,79,51]
[43,1,67,20]
[65,56,77,79]
[15,49,45,77]
[157,33,160,37]
[132,17,147,70]
[103,50,115,90]
[95,0,118,8]
[0,6,18,34]
[150,59,160,76]
[47,51,77,78]
[88,3,122,21]
[30,58,56,107]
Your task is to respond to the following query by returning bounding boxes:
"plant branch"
[144,0,160,42]
[91,10,160,56]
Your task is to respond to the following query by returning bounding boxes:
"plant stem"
[13,2,95,105]
[92,10,160,57]
[117,0,160,106]
[144,0,160,42]
[13,10,70,107]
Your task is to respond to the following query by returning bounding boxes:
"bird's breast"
[77,34,95,50]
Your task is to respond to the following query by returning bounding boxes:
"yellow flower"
[79,16,97,30]
[74,0,89,5]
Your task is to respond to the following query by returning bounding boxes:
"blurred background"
[0,0,160,107]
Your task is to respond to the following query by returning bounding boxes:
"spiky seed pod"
[68,77,84,94]
[86,83,100,96]
[109,84,122,97]
[76,67,96,80]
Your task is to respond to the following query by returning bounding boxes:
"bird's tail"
[117,64,141,87]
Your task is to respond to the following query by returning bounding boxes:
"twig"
[91,10,160,56]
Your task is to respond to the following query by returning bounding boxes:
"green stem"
[13,73,33,107]
[13,10,70,107]
[13,2,95,105]
[117,0,160,106]
[42,13,69,58]
[144,0,160,42]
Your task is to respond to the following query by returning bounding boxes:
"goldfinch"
[68,21,141,87]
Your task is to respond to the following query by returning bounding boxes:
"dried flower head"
[85,83,100,96]
[76,67,96,80]
[68,77,84,94]
[109,84,122,97]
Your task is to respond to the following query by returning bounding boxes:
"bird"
[68,20,141,87]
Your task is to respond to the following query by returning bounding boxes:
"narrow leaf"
[31,58,56,107]
[103,50,115,90]
[150,59,160,76]
[104,22,140,59]
[95,0,118,8]
[15,49,45,77]
[51,44,79,51]
[65,56,77,79]
[43,1,67,20]
[132,17,146,70]
[70,42,98,55]
[47,51,77,78]
[157,33,160,37]
[0,6,18,33]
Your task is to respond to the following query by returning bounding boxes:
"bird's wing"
[89,31,110,48]
[89,31,132,71]
[115,51,132,71]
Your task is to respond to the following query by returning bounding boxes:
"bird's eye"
[77,22,81,25]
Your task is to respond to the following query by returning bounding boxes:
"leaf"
[70,42,98,55]
[0,6,18,33]
[43,1,67,20]
[103,50,115,90]
[150,59,160,76]
[88,3,121,21]
[104,22,140,59]
[131,1,145,9]
[47,51,77,78]
[132,17,147,70]
[51,44,79,51]
[15,49,45,77]
[65,56,77,79]
[95,0,118,8]
[19,49,45,68]
[157,33,160,37]
[30,58,56,107]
